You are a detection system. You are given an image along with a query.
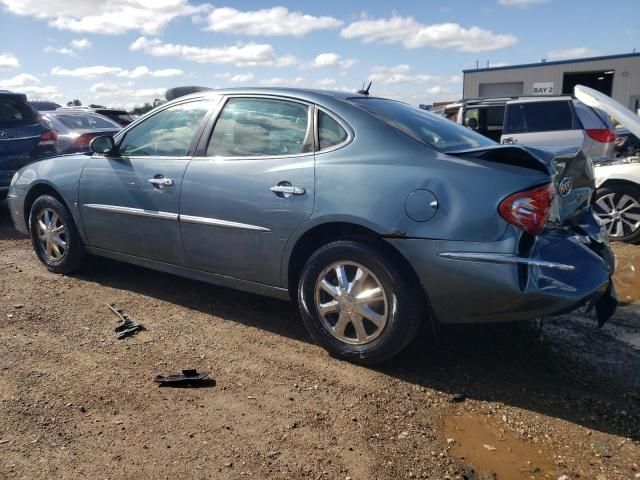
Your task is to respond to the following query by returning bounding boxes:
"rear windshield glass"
[505,101,576,134]
[97,111,134,126]
[350,98,495,152]
[0,97,38,127]
[54,114,120,130]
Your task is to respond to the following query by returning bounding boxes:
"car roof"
[171,87,372,105]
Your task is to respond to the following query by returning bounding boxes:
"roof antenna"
[357,81,372,95]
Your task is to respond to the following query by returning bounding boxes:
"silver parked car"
[431,95,616,163]
[40,111,121,154]
[8,88,616,363]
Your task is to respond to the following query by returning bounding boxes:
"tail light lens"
[499,184,555,236]
[37,130,57,146]
[72,133,96,150]
[586,128,616,143]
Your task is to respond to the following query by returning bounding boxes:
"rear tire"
[594,183,640,244]
[29,195,84,273]
[297,240,423,364]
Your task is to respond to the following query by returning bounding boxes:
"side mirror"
[89,135,116,155]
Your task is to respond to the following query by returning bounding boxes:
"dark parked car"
[56,106,135,127]
[41,111,121,154]
[8,88,617,363]
[29,100,62,112]
[0,91,56,200]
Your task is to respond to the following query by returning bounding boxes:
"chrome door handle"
[270,185,305,197]
[148,177,174,187]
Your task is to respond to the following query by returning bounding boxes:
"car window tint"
[55,114,120,130]
[207,98,312,157]
[0,98,38,127]
[119,101,210,157]
[351,98,495,152]
[318,111,348,150]
[505,101,575,134]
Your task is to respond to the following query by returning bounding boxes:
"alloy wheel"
[36,208,67,262]
[595,193,640,238]
[314,261,389,345]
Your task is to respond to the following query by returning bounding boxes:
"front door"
[79,99,214,264]
[180,96,315,286]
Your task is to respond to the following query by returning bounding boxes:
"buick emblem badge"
[0,131,7,139]
[558,177,573,197]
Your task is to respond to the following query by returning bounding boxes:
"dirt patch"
[1,202,639,479]
[613,242,640,304]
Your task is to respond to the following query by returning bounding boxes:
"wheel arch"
[284,220,427,306]
[597,178,640,192]
[23,182,71,231]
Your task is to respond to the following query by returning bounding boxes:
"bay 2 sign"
[533,82,554,95]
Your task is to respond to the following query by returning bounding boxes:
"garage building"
[463,52,640,113]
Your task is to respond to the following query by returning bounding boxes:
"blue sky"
[0,0,638,109]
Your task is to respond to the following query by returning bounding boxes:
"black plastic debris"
[108,304,145,339]
[154,369,212,388]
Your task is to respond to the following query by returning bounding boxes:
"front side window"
[206,98,312,157]
[318,110,348,150]
[119,101,210,156]
[505,101,576,134]
[351,98,495,152]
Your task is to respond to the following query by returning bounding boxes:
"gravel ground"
[0,201,639,480]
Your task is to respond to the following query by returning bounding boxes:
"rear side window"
[351,98,495,152]
[318,110,348,150]
[505,101,577,134]
[0,97,38,127]
[207,98,312,157]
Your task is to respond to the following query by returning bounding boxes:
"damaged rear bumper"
[386,230,616,325]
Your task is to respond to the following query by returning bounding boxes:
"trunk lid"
[574,84,640,138]
[448,144,595,226]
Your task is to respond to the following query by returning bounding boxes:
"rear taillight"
[499,184,555,236]
[37,130,57,147]
[72,133,96,150]
[586,128,616,143]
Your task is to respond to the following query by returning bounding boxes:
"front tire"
[29,195,84,273]
[594,183,640,244]
[297,240,423,364]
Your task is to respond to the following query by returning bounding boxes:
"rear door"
[180,95,316,287]
[501,99,583,148]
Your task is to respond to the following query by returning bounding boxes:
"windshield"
[350,98,495,152]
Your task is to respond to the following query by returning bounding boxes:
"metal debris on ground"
[107,303,145,339]
[154,369,211,387]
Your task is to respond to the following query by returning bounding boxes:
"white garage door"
[479,82,524,97]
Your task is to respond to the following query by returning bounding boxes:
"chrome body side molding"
[180,214,271,232]
[438,252,575,271]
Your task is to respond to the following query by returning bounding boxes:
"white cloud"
[70,38,92,49]
[498,0,548,6]
[215,72,255,83]
[314,78,337,89]
[547,47,600,60]
[205,6,342,37]
[311,53,357,69]
[0,73,63,99]
[367,65,462,94]
[130,36,297,67]
[341,16,517,52]
[51,65,184,79]
[88,82,166,108]
[0,0,208,35]
[0,52,20,70]
[259,77,304,86]
[44,46,76,56]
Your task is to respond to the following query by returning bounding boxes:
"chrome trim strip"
[0,135,40,142]
[180,214,270,232]
[83,204,178,221]
[438,252,575,271]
